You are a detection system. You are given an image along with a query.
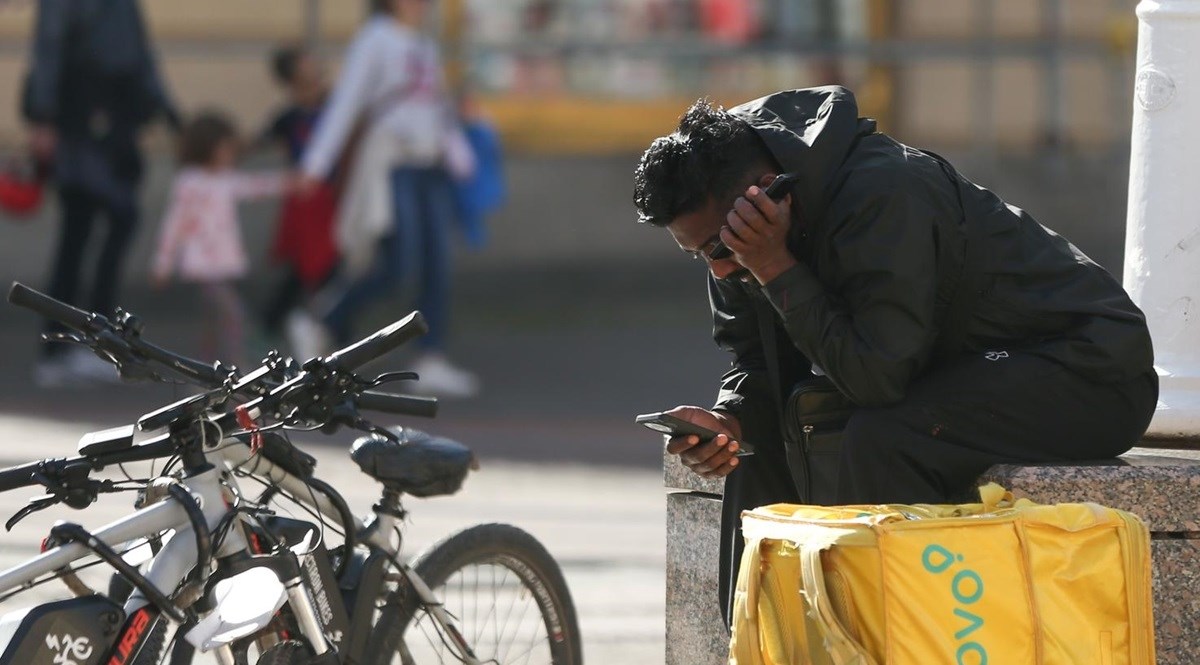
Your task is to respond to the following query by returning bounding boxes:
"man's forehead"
[667,200,725,248]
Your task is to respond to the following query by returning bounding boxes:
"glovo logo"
[922,544,988,665]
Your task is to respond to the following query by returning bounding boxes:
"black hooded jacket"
[22,0,177,200]
[710,86,1154,438]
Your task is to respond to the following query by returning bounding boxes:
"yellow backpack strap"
[798,533,878,665]
[728,537,765,664]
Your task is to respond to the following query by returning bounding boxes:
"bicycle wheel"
[372,523,583,665]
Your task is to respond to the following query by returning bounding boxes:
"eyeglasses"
[689,235,735,262]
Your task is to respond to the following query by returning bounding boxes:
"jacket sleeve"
[301,27,381,179]
[762,178,939,406]
[22,0,70,124]
[709,275,783,446]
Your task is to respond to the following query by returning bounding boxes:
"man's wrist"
[750,253,798,286]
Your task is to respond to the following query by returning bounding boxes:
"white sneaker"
[66,347,121,384]
[33,354,73,388]
[285,310,332,362]
[33,348,119,388]
[411,353,480,399]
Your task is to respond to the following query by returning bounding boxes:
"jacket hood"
[730,86,875,222]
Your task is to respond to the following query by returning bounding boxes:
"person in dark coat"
[22,0,178,386]
[633,86,1157,621]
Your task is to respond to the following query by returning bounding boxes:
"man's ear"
[756,173,777,190]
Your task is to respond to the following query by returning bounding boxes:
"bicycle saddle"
[350,428,476,498]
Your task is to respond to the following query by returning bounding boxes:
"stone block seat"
[664,448,1200,665]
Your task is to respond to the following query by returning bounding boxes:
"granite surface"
[665,446,1200,532]
[665,491,728,665]
[663,451,726,495]
[981,447,1200,532]
[1151,538,1200,665]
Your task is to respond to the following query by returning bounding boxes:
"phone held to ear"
[763,171,801,201]
[635,412,756,456]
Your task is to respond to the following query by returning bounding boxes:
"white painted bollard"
[1124,0,1200,438]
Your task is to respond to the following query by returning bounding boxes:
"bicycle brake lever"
[368,371,419,388]
[355,419,400,443]
[5,496,59,531]
[41,331,90,346]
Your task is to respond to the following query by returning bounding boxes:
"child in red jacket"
[257,46,338,359]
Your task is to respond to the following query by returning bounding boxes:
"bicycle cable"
[0,537,162,605]
[235,472,345,542]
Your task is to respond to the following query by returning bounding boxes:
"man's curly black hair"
[633,98,776,227]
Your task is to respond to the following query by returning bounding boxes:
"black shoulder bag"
[755,158,984,504]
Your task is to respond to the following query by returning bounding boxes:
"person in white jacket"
[297,0,479,397]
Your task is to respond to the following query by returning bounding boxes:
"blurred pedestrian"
[23,0,179,387]
[298,0,480,397]
[256,45,338,360]
[151,113,287,369]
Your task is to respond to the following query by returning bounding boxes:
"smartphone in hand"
[705,171,800,262]
[762,171,801,200]
[635,412,755,456]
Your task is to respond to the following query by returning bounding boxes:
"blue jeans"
[323,167,454,350]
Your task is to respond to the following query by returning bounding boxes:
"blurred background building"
[0,0,1140,272]
[0,0,1139,153]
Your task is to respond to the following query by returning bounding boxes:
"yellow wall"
[0,0,363,40]
[0,0,1138,154]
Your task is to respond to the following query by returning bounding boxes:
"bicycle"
[0,282,584,665]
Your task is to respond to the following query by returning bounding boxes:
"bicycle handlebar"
[134,337,225,387]
[0,461,46,493]
[8,282,93,332]
[0,435,177,494]
[325,312,427,371]
[10,281,226,387]
[358,390,439,418]
[7,281,440,469]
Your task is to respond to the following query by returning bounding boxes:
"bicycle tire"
[370,523,583,665]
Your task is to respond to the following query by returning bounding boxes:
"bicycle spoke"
[495,567,541,664]
[406,559,554,665]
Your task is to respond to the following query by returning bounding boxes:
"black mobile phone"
[707,172,801,262]
[635,412,755,456]
[762,171,801,201]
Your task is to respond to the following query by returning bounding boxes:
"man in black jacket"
[23,0,177,386]
[634,86,1157,620]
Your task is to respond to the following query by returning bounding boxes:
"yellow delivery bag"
[728,484,1154,665]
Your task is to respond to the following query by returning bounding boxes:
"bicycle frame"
[0,434,480,665]
[219,442,485,665]
[0,466,249,664]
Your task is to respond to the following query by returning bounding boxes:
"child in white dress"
[152,112,287,367]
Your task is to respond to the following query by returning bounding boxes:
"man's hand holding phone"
[644,406,746,479]
[720,173,799,286]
